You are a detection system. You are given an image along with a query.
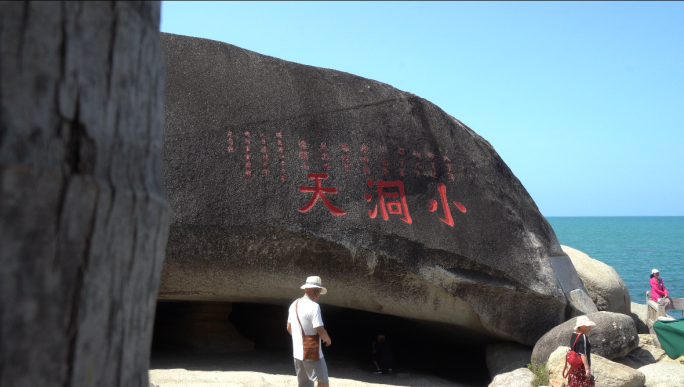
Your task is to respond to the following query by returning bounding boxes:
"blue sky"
[160,1,683,216]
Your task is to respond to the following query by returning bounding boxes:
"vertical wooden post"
[0,2,169,386]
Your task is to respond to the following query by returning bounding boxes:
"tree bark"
[0,2,169,386]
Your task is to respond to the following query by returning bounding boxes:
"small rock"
[639,334,662,349]
[547,346,645,387]
[638,362,684,387]
[488,367,534,387]
[485,342,533,379]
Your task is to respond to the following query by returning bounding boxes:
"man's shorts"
[294,357,329,386]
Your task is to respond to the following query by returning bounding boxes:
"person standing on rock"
[650,269,674,313]
[287,276,332,387]
[567,316,596,387]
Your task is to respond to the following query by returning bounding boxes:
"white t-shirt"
[287,297,324,360]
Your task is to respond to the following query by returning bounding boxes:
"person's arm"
[662,279,669,297]
[581,354,591,378]
[287,322,292,336]
[315,326,331,346]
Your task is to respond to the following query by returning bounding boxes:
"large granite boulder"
[485,342,533,379]
[0,3,169,387]
[562,246,631,315]
[531,312,639,366]
[158,32,589,346]
[547,346,645,387]
[638,363,684,387]
[488,367,534,387]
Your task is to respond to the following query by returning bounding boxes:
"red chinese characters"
[428,183,466,226]
[298,140,309,170]
[276,132,285,181]
[227,131,234,153]
[244,131,252,180]
[361,144,370,174]
[365,179,412,224]
[444,156,454,181]
[261,133,268,175]
[298,173,346,216]
[427,152,436,178]
[341,143,350,171]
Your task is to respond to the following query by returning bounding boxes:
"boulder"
[488,367,534,387]
[485,342,533,379]
[638,363,684,387]
[532,312,639,366]
[0,3,169,387]
[652,383,684,387]
[547,346,645,387]
[157,33,582,346]
[631,303,651,334]
[562,246,631,315]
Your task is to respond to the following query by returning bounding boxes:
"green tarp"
[653,318,684,359]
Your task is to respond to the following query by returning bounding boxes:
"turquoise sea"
[547,217,684,318]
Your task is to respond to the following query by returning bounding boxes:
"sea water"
[547,217,684,318]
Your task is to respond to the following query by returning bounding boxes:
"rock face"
[157,32,589,346]
[531,312,639,366]
[638,363,684,387]
[0,3,169,387]
[547,346,646,387]
[485,342,533,379]
[488,367,534,387]
[631,303,651,334]
[566,288,600,318]
[562,246,631,315]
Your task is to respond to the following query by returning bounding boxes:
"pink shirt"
[650,277,668,301]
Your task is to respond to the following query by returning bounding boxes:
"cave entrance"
[150,300,489,386]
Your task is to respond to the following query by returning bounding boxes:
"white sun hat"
[301,276,327,295]
[574,315,597,329]
[652,268,660,274]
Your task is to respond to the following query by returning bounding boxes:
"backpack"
[562,334,585,378]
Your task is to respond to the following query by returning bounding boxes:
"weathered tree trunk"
[0,2,169,387]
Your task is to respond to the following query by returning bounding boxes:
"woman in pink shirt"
[650,268,674,312]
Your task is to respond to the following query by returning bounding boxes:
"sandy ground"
[149,350,483,387]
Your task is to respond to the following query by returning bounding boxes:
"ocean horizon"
[546,216,683,318]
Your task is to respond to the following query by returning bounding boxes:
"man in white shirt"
[287,276,332,387]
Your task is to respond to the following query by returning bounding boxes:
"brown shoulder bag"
[295,298,320,360]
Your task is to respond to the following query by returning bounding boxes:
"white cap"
[574,315,597,329]
[652,268,660,274]
[300,276,327,295]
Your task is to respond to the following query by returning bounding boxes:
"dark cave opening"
[151,301,490,386]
